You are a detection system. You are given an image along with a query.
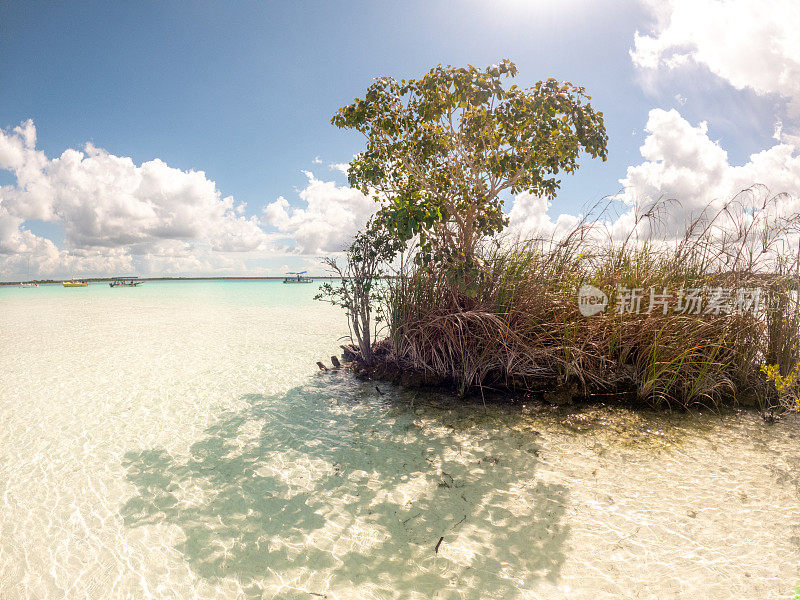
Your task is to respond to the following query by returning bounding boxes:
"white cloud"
[262,171,377,254]
[632,0,800,109]
[619,108,800,225]
[0,120,267,252]
[0,119,274,278]
[508,108,800,246]
[507,192,581,239]
[624,1,800,248]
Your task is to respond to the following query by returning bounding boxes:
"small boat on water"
[62,280,88,287]
[283,270,313,283]
[20,257,37,286]
[109,276,142,287]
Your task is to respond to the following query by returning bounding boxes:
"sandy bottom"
[0,282,798,599]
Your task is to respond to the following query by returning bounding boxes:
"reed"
[380,189,800,409]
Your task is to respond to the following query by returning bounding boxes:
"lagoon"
[0,281,798,599]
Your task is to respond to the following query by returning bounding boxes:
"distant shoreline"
[0,276,338,286]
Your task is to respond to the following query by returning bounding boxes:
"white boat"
[109,276,142,287]
[283,271,313,283]
[20,257,37,286]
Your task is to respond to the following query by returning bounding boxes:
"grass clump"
[378,190,800,410]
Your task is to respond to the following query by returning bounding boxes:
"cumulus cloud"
[506,108,800,245]
[619,108,800,225]
[0,119,272,278]
[262,171,377,254]
[622,0,800,247]
[631,0,800,108]
[507,192,582,239]
[0,120,267,251]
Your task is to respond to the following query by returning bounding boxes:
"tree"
[316,216,403,365]
[332,59,609,276]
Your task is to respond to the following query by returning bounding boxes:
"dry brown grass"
[383,189,800,409]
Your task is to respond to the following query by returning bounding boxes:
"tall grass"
[382,189,800,409]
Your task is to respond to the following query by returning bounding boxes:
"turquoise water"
[0,281,799,599]
[0,279,319,305]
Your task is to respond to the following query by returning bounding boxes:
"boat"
[62,280,88,287]
[20,257,37,286]
[283,271,313,283]
[109,276,142,287]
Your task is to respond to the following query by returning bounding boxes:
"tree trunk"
[358,305,373,365]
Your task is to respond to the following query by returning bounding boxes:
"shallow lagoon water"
[0,280,798,599]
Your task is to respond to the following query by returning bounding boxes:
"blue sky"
[1,1,798,278]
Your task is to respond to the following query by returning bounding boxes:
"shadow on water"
[120,375,570,598]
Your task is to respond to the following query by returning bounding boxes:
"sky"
[1,0,799,279]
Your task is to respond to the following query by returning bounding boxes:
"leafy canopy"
[332,59,609,265]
